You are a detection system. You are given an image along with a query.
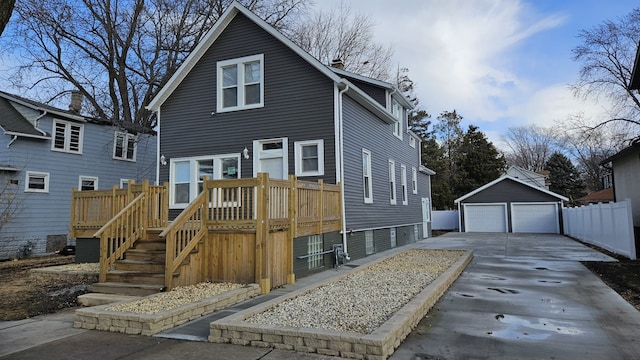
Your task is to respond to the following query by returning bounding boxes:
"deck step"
[92,282,165,297]
[125,249,166,262]
[133,239,166,251]
[105,270,174,285]
[114,259,164,272]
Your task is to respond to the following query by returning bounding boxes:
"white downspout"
[7,135,17,148]
[338,82,349,256]
[33,111,49,137]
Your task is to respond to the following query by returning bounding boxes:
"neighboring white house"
[505,166,549,190]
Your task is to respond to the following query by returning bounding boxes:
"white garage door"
[464,203,507,232]
[511,203,559,233]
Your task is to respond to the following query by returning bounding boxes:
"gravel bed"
[246,249,464,334]
[106,282,243,314]
[51,263,99,272]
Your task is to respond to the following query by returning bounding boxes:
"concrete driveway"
[392,232,640,360]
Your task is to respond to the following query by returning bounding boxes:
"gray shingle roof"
[0,97,45,137]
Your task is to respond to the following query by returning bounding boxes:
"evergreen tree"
[545,152,587,201]
[455,125,506,199]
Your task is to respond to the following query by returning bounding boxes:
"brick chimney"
[330,59,345,70]
[69,90,83,114]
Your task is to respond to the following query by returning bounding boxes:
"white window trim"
[169,154,241,208]
[25,171,49,193]
[79,176,98,191]
[390,98,403,140]
[401,164,408,205]
[51,119,84,154]
[365,230,374,255]
[120,179,131,189]
[217,54,264,113]
[295,139,324,177]
[389,160,396,205]
[253,137,288,179]
[113,131,137,162]
[409,136,416,148]
[412,167,418,194]
[362,149,373,204]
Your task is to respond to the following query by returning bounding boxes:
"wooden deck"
[70,174,342,294]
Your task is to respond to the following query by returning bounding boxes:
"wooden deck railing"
[70,180,168,238]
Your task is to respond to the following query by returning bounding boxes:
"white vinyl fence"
[432,210,459,230]
[563,199,636,260]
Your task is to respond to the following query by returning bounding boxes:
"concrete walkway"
[391,233,640,360]
[2,233,640,360]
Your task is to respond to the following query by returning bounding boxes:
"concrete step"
[92,282,165,296]
[77,293,142,307]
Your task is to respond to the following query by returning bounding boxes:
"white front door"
[422,197,430,238]
[253,138,288,179]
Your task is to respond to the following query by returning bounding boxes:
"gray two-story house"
[0,91,156,260]
[147,2,433,277]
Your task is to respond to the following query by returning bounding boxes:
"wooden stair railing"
[160,183,209,291]
[94,192,147,283]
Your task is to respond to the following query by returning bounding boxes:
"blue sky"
[316,0,639,147]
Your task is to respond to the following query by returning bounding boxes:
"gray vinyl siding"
[341,77,387,107]
[0,116,155,260]
[341,96,423,232]
[159,12,336,190]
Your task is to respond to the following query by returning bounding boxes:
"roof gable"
[0,97,48,138]
[146,1,407,125]
[454,175,568,203]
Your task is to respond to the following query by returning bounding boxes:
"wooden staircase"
[92,229,180,296]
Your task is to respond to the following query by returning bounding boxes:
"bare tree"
[502,125,559,172]
[0,175,21,233]
[571,8,640,138]
[0,0,15,36]
[287,2,394,81]
[1,0,310,128]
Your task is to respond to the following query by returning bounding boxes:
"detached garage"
[455,175,568,234]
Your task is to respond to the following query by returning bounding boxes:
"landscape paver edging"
[209,250,473,360]
[74,284,260,336]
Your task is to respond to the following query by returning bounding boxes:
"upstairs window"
[389,160,396,205]
[390,98,403,140]
[412,167,418,194]
[401,165,408,205]
[113,132,137,161]
[217,54,264,112]
[295,140,324,177]
[52,120,83,154]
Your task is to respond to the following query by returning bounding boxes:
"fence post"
[255,173,270,294]
[287,175,297,284]
[162,182,169,226]
[317,179,324,235]
[70,188,77,238]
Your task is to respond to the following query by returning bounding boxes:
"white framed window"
[25,171,49,193]
[253,138,288,179]
[365,230,374,255]
[79,176,98,191]
[295,140,324,177]
[362,149,373,204]
[412,167,418,194]
[389,160,396,205]
[217,54,264,113]
[169,154,241,208]
[390,98,403,140]
[120,179,131,189]
[307,235,323,270]
[52,120,83,154]
[113,132,136,161]
[401,165,408,205]
[409,136,416,148]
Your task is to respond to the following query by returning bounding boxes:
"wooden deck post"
[70,188,77,238]
[318,179,324,235]
[287,175,297,284]
[255,173,270,294]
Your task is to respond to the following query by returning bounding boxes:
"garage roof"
[454,175,568,203]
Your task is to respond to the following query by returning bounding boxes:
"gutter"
[33,110,50,137]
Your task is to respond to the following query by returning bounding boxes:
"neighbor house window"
[113,132,136,161]
[25,171,49,193]
[217,54,264,112]
[52,120,83,154]
[169,154,240,208]
[412,167,418,194]
[295,140,324,176]
[79,176,98,191]
[307,235,323,270]
[389,160,396,205]
[365,230,374,255]
[362,149,373,203]
[401,164,408,205]
[390,98,403,140]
